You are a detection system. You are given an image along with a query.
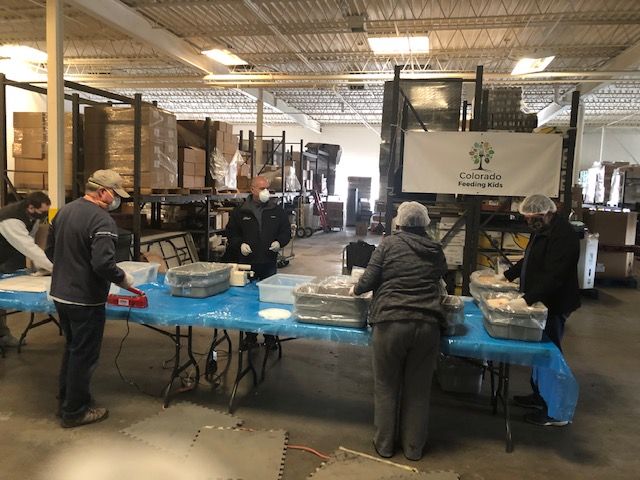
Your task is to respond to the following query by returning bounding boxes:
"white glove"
[269,241,281,252]
[507,297,529,310]
[31,268,51,277]
[348,286,356,296]
[118,272,135,289]
[240,243,252,256]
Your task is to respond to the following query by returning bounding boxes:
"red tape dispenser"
[107,286,149,309]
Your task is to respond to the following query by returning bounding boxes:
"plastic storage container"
[436,354,485,394]
[479,292,547,341]
[469,270,519,301]
[109,261,160,295]
[293,276,370,328]
[165,262,232,298]
[256,274,315,304]
[441,295,465,336]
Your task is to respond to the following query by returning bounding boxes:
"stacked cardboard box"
[12,112,74,190]
[486,87,538,133]
[84,106,178,190]
[324,201,344,228]
[583,210,637,278]
[179,147,206,189]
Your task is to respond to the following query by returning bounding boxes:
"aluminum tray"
[165,262,232,298]
[293,282,370,329]
[482,315,544,342]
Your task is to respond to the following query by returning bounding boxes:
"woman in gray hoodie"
[352,201,447,461]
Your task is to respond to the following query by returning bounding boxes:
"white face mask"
[258,189,270,203]
[107,195,121,211]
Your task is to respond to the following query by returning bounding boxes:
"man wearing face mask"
[499,194,580,427]
[46,169,134,428]
[0,191,54,348]
[225,175,292,349]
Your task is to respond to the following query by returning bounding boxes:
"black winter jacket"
[504,214,581,315]
[225,196,291,265]
[354,231,448,325]
[46,198,125,305]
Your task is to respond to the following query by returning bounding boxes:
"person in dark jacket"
[225,175,291,348]
[352,201,447,461]
[0,191,53,348]
[502,194,580,427]
[46,169,134,428]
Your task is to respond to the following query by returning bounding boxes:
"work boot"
[61,407,108,428]
[513,393,545,410]
[0,334,22,348]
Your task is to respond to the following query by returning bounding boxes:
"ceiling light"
[202,48,247,66]
[511,56,555,75]
[367,36,429,55]
[0,45,47,63]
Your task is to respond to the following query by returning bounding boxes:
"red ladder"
[312,190,329,232]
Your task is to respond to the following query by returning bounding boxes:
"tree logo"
[469,141,494,171]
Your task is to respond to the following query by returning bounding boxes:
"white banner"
[402,131,562,197]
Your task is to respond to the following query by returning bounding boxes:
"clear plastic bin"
[109,261,160,295]
[293,276,370,328]
[441,295,465,336]
[436,354,485,394]
[469,270,519,301]
[256,274,315,304]
[479,291,547,342]
[165,262,232,298]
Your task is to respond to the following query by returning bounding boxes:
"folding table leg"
[502,363,513,453]
[18,314,60,353]
[228,331,258,413]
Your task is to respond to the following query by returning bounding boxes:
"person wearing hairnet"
[350,201,447,461]
[499,194,580,427]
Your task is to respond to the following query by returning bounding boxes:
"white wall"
[232,124,382,201]
[579,127,640,170]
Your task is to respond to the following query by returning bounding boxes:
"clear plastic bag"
[479,291,547,341]
[469,270,519,301]
[165,262,232,298]
[441,295,465,336]
[293,276,370,328]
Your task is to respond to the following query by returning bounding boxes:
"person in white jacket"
[0,191,53,347]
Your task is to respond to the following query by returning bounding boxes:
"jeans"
[372,321,440,460]
[55,302,106,419]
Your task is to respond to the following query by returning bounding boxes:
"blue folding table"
[0,275,577,452]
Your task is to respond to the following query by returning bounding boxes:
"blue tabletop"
[0,273,577,421]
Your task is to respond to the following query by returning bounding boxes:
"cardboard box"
[478,230,502,249]
[183,175,205,189]
[215,131,225,148]
[596,252,634,279]
[502,232,530,251]
[355,221,368,236]
[444,245,464,266]
[182,161,195,177]
[13,155,73,189]
[582,210,637,246]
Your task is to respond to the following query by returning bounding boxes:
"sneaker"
[513,393,545,410]
[524,411,569,427]
[61,407,108,428]
[0,334,22,348]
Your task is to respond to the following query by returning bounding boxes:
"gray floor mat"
[185,427,288,480]
[308,449,459,480]
[121,401,243,457]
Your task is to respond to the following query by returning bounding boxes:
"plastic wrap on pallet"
[479,291,547,341]
[285,166,301,192]
[212,148,239,190]
[293,276,370,328]
[165,262,232,297]
[441,295,465,336]
[469,270,519,301]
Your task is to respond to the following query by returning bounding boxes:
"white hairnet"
[518,194,557,215]
[396,201,431,227]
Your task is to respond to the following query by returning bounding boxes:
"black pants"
[531,313,568,400]
[245,262,278,344]
[55,302,106,419]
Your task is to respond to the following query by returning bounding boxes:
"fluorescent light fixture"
[511,56,555,75]
[202,48,247,66]
[367,35,429,55]
[0,45,47,63]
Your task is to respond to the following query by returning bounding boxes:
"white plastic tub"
[109,261,160,295]
[257,274,315,304]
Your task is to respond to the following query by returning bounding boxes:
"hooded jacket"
[504,214,580,315]
[225,195,291,265]
[354,231,448,325]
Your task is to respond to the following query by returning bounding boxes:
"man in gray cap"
[46,169,134,428]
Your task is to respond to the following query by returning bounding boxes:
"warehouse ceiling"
[1,0,640,129]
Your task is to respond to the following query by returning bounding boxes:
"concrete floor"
[1,229,639,479]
